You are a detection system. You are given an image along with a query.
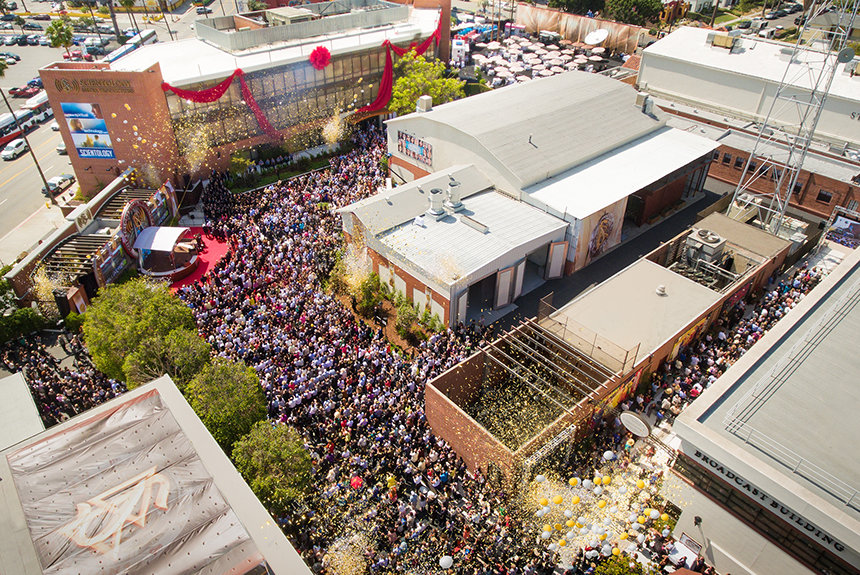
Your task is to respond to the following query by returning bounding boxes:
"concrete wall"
[664,472,814,575]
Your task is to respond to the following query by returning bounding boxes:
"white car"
[56,141,66,154]
[1,138,28,160]
[50,120,59,131]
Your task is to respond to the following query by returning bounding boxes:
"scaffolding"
[727,0,859,235]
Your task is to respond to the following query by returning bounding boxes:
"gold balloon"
[597,500,607,509]
[558,539,567,547]
[636,480,646,489]
[554,523,563,531]
[552,495,563,505]
[637,516,646,524]
[599,533,607,540]
[620,533,629,540]
[539,498,549,507]
[602,476,611,485]
[569,478,579,487]
[543,524,552,532]
[571,496,581,505]
[612,548,621,556]
[661,513,670,522]
[566,519,575,528]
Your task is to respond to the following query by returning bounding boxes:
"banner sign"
[397,131,433,167]
[61,102,115,159]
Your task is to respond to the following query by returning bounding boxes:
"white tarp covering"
[133,226,189,252]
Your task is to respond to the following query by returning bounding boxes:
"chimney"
[445,178,463,212]
[427,188,445,219]
[416,95,433,113]
[635,91,648,107]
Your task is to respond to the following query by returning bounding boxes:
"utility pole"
[0,88,55,206]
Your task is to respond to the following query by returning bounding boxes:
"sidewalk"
[0,203,67,268]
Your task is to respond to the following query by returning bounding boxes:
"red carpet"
[171,227,229,292]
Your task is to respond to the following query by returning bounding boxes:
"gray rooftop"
[0,375,311,575]
[552,258,722,363]
[386,72,667,189]
[678,246,860,548]
[698,212,791,260]
[0,373,44,452]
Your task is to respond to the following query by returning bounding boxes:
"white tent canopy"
[133,226,190,252]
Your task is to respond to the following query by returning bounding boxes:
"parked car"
[794,14,807,25]
[775,9,787,17]
[28,77,42,88]
[4,35,18,45]
[85,45,105,55]
[195,6,212,13]
[38,35,50,45]
[0,51,21,60]
[27,34,40,45]
[50,120,59,130]
[42,173,76,195]
[0,22,13,30]
[764,11,778,19]
[30,13,52,20]
[56,141,67,155]
[22,22,44,30]
[72,34,86,45]
[1,138,28,160]
[0,14,16,22]
[15,35,28,46]
[737,20,752,29]
[7,1,18,9]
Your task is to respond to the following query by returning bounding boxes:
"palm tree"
[14,15,25,34]
[46,18,74,58]
[105,0,121,38]
[118,0,139,35]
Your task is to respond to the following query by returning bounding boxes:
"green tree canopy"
[186,358,266,452]
[594,554,660,575]
[604,0,662,25]
[247,0,269,10]
[46,19,75,57]
[118,0,138,33]
[549,0,605,15]
[123,327,211,391]
[232,421,312,516]
[82,277,196,381]
[388,49,465,117]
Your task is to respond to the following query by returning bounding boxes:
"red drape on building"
[238,75,281,140]
[356,15,443,114]
[161,69,244,103]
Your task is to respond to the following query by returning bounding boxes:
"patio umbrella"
[565,62,579,70]
[589,55,604,61]
[539,69,554,76]
[558,54,572,61]
[475,42,488,49]
[534,48,548,56]
[550,66,565,73]
[516,75,531,82]
[495,67,512,77]
[548,58,563,66]
[531,63,546,71]
[534,42,545,47]
[547,45,560,50]
[487,41,501,50]
[592,47,606,54]
[560,39,572,45]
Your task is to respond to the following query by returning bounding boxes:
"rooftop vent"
[445,177,463,212]
[416,95,432,113]
[656,285,667,296]
[427,188,445,220]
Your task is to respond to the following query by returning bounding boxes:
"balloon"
[609,506,618,514]
[543,506,551,514]
[602,475,611,485]
[593,486,603,496]
[566,519,575,528]
[567,530,576,540]
[602,544,612,556]
[599,533,607,541]
[632,523,642,531]
[571,496,581,505]
[536,509,545,517]
[564,510,574,519]
[620,533,629,540]
[661,513,670,522]
[541,531,551,540]
[603,450,615,460]
[612,548,621,556]
[604,517,612,525]
[577,516,586,525]
[552,495,564,505]
[569,477,579,487]
[636,480,646,489]
[650,510,660,519]
[543,525,552,532]
[558,539,567,547]
[554,523,563,531]
[539,498,549,507]
[597,500,607,509]
[439,556,454,569]
[662,528,671,537]
[548,543,558,552]
[535,474,546,483]
[583,479,593,489]
[637,534,646,544]
[579,527,589,535]
[637,516,646,524]
[589,539,600,548]
[124,103,131,110]
[628,514,637,522]
[588,550,599,559]
[618,486,628,495]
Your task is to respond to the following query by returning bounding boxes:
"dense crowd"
[0,333,125,427]
[0,123,836,574]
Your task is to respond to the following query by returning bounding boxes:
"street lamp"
[0,88,55,206]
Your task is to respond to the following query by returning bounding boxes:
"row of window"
[673,454,854,575]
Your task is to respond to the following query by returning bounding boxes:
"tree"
[604,0,662,25]
[232,421,312,516]
[46,19,74,57]
[118,0,139,34]
[388,49,465,118]
[0,0,8,15]
[82,277,196,381]
[594,555,660,575]
[14,15,24,33]
[247,0,269,10]
[549,0,605,15]
[106,0,121,37]
[186,358,267,452]
[123,327,211,390]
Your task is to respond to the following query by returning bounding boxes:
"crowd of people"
[0,333,125,427]
[0,122,837,574]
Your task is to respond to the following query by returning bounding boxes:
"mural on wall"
[573,198,627,270]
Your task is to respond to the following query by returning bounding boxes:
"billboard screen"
[60,102,115,159]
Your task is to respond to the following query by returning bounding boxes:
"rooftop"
[551,258,722,363]
[386,71,668,190]
[642,27,860,103]
[0,376,311,575]
[523,126,718,220]
[697,212,792,260]
[0,373,44,452]
[111,6,438,86]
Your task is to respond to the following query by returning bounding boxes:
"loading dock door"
[456,290,468,324]
[495,266,514,309]
[546,241,568,279]
[512,259,526,300]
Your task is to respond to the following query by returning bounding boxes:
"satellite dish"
[837,47,855,63]
[584,29,609,45]
[620,411,652,438]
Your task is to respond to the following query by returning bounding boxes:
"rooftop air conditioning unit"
[686,228,727,263]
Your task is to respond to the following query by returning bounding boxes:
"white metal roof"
[386,71,667,190]
[379,189,567,288]
[523,126,718,220]
[642,26,860,103]
[133,226,189,252]
[0,373,44,452]
[112,8,439,86]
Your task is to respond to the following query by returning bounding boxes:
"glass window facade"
[673,454,855,575]
[166,47,394,154]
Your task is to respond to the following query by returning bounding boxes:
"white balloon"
[593,486,603,496]
[541,531,551,539]
[662,529,671,537]
[579,527,589,535]
[543,506,551,514]
[619,486,628,495]
[535,474,546,483]
[589,539,600,548]
[609,506,618,514]
[603,450,616,460]
[650,510,660,519]
[566,530,575,539]
[602,544,612,556]
[583,479,594,489]
[637,534,646,544]
[564,510,574,519]
[628,513,637,522]
[631,523,642,531]
[603,517,612,525]
[577,516,587,524]
[439,555,454,569]
[548,543,558,552]
[536,509,545,517]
